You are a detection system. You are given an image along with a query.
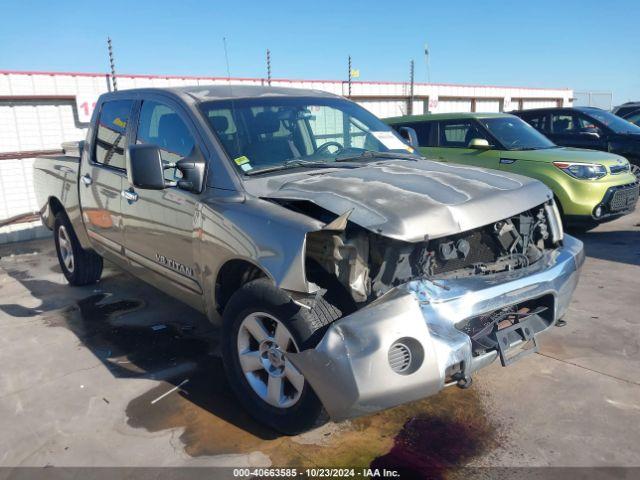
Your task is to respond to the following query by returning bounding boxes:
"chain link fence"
[573,91,613,110]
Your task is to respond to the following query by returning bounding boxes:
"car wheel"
[631,163,640,180]
[54,212,103,286]
[221,278,341,434]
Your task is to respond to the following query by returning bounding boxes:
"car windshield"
[585,109,640,134]
[199,96,417,175]
[477,116,556,150]
[626,111,640,126]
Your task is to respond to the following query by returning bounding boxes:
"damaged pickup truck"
[34,85,584,434]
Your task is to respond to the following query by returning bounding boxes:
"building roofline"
[0,69,573,92]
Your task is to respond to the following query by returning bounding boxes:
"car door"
[78,99,132,263]
[549,112,605,150]
[121,96,205,310]
[574,113,609,151]
[426,119,500,169]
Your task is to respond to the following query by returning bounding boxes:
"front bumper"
[288,235,584,421]
[590,181,639,221]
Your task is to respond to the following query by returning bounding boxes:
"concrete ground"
[1,210,639,474]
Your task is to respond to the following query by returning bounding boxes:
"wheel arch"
[43,196,66,229]
[214,258,270,314]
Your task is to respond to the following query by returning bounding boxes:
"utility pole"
[408,59,415,115]
[266,49,272,86]
[424,43,431,84]
[107,37,118,91]
[347,55,352,97]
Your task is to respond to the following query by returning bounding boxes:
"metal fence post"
[408,59,415,115]
[107,37,118,92]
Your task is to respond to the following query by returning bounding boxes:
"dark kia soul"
[514,106,640,178]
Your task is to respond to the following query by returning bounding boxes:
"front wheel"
[54,212,103,286]
[221,279,341,434]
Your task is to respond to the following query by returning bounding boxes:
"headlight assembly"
[553,161,607,180]
[545,200,564,243]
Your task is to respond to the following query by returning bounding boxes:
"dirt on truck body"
[34,85,584,433]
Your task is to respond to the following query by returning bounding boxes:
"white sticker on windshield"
[371,131,411,151]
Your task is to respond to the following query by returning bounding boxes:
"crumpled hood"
[244,159,552,242]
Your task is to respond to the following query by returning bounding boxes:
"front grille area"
[610,163,630,175]
[456,295,555,355]
[609,183,640,212]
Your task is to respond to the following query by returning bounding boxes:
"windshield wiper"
[335,150,421,163]
[245,159,358,176]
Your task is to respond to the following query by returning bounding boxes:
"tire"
[54,212,103,286]
[221,278,342,435]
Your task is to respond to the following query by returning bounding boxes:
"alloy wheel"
[58,225,74,273]
[236,312,305,409]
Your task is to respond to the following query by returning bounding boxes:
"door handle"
[81,174,92,186]
[121,189,139,203]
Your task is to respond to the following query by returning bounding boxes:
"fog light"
[594,205,603,218]
[388,337,424,375]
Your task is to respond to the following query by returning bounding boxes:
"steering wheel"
[316,141,344,155]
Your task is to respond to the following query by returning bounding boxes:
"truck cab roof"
[99,85,339,103]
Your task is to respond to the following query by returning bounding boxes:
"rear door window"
[94,100,133,170]
[438,120,487,148]
[524,113,549,132]
[551,113,578,134]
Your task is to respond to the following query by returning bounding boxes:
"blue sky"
[1,0,638,104]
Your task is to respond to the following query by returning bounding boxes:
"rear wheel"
[221,278,341,434]
[54,212,103,286]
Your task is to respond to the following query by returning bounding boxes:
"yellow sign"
[113,117,127,128]
[350,69,360,78]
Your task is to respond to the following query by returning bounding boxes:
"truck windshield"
[199,96,416,174]
[478,116,557,151]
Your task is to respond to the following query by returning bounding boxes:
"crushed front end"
[288,201,584,420]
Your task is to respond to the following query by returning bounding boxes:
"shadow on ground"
[0,243,498,477]
[571,229,640,267]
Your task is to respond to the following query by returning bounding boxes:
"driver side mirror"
[579,127,600,139]
[398,126,420,148]
[468,138,491,150]
[127,144,166,190]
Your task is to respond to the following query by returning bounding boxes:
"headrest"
[210,115,229,133]
[253,111,281,134]
[158,113,190,149]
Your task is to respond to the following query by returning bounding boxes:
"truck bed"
[33,154,80,230]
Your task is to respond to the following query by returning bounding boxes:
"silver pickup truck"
[34,86,584,434]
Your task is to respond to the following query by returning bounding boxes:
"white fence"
[0,70,573,243]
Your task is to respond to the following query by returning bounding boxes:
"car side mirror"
[176,145,206,193]
[398,127,420,148]
[580,127,600,138]
[468,138,491,150]
[127,144,166,190]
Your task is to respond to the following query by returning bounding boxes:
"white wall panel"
[475,99,501,112]
[0,70,573,243]
[357,100,408,118]
[436,99,472,113]
[522,99,559,110]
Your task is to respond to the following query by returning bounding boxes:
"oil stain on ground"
[46,293,498,478]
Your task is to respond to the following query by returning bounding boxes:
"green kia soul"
[385,113,639,229]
